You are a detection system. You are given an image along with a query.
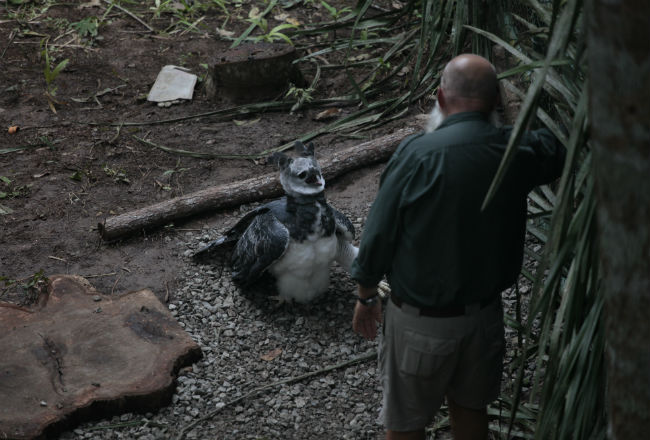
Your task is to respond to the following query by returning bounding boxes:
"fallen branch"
[174,350,377,440]
[0,29,16,60]
[87,419,169,431]
[102,0,154,33]
[98,127,418,240]
[134,136,251,159]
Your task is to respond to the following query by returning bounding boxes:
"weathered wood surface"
[205,42,303,103]
[98,127,418,241]
[0,275,202,440]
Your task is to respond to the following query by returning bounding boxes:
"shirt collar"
[436,111,490,130]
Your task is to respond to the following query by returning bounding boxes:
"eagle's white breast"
[269,204,337,303]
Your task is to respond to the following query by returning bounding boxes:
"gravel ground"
[59,204,395,440]
[58,201,538,440]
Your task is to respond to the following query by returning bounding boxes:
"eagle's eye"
[297,171,307,179]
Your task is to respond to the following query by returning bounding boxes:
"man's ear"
[437,87,446,111]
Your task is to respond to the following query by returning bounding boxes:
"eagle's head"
[270,141,324,197]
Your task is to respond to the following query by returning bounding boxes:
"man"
[350,54,566,440]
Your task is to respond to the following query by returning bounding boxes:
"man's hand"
[352,284,383,340]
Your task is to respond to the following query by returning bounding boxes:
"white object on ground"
[147,65,197,103]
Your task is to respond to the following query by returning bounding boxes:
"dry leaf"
[286,17,301,26]
[314,108,342,121]
[397,66,411,77]
[0,204,13,215]
[249,6,261,19]
[171,1,186,11]
[348,54,371,62]
[233,118,261,126]
[273,13,300,26]
[216,28,235,38]
[260,348,282,361]
[78,0,101,9]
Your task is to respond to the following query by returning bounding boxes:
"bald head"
[439,54,498,115]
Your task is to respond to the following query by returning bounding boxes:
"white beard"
[425,101,502,133]
[425,100,445,133]
[489,109,503,127]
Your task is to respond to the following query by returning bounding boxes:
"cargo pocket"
[483,320,505,358]
[399,330,456,378]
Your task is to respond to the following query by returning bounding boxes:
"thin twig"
[174,351,377,440]
[75,92,368,129]
[110,121,124,144]
[0,302,35,313]
[47,256,67,262]
[178,16,206,37]
[52,28,75,43]
[58,35,81,50]
[1,29,16,60]
[111,273,122,295]
[82,102,293,127]
[12,41,98,50]
[83,272,118,279]
[102,0,154,33]
[133,135,258,160]
[86,419,169,431]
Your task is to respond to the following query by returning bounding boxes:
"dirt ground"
[0,3,543,439]
[0,0,420,303]
[0,1,431,436]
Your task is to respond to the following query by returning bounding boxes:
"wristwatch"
[357,294,379,306]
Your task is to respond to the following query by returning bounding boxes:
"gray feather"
[231,212,290,284]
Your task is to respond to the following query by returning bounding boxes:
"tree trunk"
[98,128,417,241]
[587,1,650,438]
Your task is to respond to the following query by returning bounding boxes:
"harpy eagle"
[194,141,358,303]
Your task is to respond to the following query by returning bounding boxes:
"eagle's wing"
[192,206,271,260]
[331,206,358,272]
[231,211,290,285]
[332,207,355,241]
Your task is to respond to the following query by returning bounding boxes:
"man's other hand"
[353,299,383,340]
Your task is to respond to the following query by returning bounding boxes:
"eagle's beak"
[305,171,322,186]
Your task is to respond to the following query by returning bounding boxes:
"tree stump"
[204,42,305,103]
[0,275,202,440]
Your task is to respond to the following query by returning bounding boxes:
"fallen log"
[98,127,418,241]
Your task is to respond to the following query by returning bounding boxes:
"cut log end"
[0,274,203,440]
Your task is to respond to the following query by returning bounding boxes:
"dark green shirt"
[350,112,566,308]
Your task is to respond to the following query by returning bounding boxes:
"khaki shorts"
[378,297,505,432]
